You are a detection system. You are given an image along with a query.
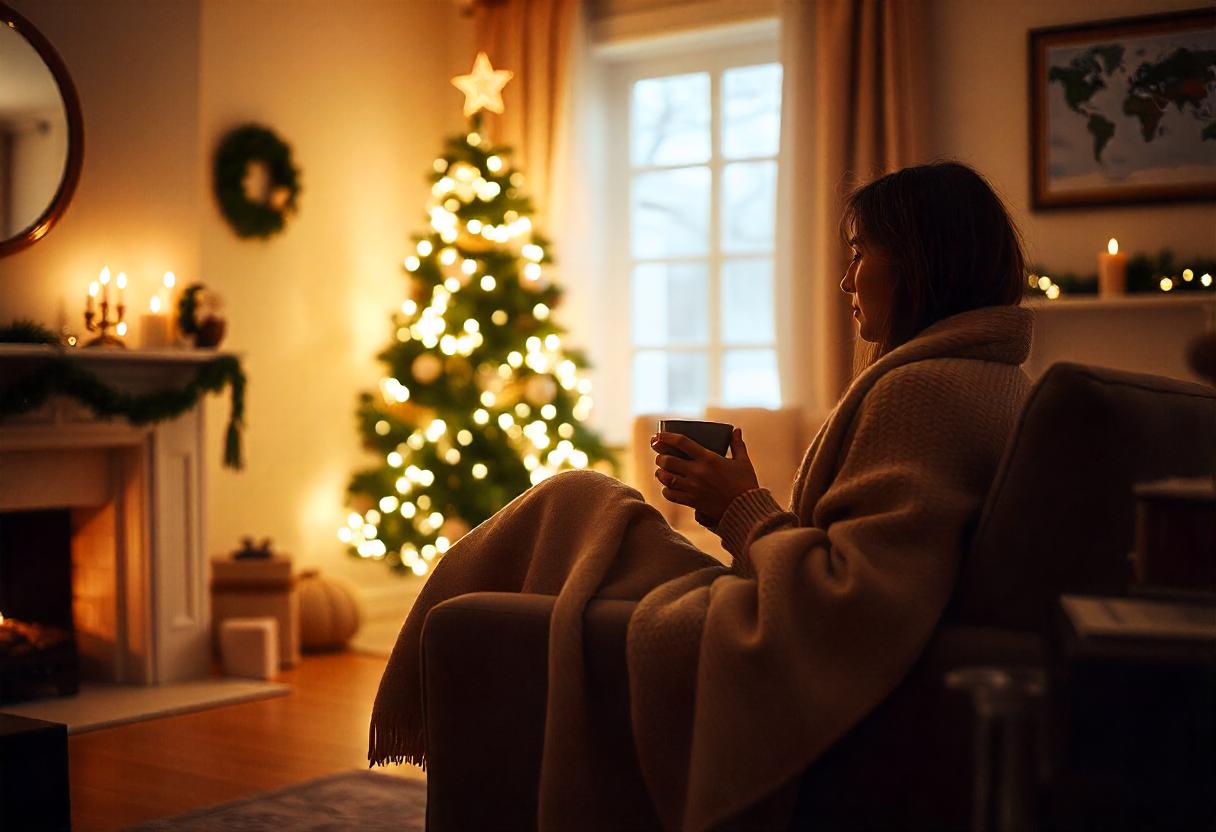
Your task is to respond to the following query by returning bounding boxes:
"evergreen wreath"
[0,326,248,469]
[213,124,300,239]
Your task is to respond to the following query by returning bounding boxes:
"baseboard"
[359,579,425,620]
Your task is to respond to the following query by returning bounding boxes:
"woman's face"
[839,234,898,343]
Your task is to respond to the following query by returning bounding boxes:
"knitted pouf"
[298,570,362,651]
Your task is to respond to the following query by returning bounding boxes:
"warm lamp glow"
[1107,238,1119,256]
[163,271,176,289]
[150,296,162,314]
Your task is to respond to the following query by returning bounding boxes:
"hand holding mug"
[652,425,759,524]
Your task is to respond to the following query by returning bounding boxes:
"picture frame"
[1029,8,1216,210]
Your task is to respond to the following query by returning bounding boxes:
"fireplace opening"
[0,509,79,704]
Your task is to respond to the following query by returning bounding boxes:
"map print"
[1045,28,1216,193]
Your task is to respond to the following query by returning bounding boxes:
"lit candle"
[99,266,111,306]
[1098,238,1127,297]
[116,271,127,307]
[140,294,173,349]
[87,281,99,315]
[162,271,177,340]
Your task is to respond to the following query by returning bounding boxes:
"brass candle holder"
[84,276,127,348]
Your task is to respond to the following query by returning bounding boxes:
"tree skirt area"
[126,770,426,831]
[1,678,289,734]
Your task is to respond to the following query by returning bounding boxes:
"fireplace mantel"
[0,346,237,685]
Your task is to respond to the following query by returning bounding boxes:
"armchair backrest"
[954,362,1216,632]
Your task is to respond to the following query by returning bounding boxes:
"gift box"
[219,617,279,680]
[210,556,300,668]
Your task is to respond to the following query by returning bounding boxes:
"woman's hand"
[651,428,760,524]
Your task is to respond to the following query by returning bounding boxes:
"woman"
[370,161,1033,831]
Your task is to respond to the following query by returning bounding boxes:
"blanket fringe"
[368,719,428,771]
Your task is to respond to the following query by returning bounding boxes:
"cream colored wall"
[928,0,1216,274]
[0,0,473,596]
[929,0,1216,384]
[0,0,202,335]
[198,0,472,592]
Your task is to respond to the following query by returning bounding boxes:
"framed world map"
[1030,8,1216,209]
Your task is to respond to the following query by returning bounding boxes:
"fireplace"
[0,509,79,704]
[0,347,215,694]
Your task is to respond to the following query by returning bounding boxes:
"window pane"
[722,258,774,344]
[723,349,780,408]
[631,73,711,167]
[723,63,783,159]
[632,167,710,258]
[633,350,708,415]
[721,161,776,253]
[632,262,709,347]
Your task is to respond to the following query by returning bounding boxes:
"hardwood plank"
[67,653,423,832]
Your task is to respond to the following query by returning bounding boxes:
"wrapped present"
[211,555,299,668]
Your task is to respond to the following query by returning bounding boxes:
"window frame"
[600,34,783,421]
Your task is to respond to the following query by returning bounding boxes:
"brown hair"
[840,161,1025,361]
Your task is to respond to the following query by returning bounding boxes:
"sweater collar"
[865,304,1033,382]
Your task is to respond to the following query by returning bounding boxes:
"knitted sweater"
[370,304,1033,831]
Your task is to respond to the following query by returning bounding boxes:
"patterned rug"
[127,771,426,831]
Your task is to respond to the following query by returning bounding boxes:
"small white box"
[219,617,279,680]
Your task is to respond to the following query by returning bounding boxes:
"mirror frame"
[0,1,84,258]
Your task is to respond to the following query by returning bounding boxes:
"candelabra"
[84,294,126,348]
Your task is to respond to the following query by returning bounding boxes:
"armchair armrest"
[421,592,656,831]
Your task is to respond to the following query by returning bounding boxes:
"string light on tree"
[340,52,614,576]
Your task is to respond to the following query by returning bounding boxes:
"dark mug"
[657,419,734,460]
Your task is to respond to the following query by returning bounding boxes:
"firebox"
[0,510,79,704]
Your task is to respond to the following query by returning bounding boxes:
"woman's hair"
[840,161,1025,360]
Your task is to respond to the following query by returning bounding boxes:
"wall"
[929,0,1216,384]
[929,0,1215,273]
[0,0,473,598]
[0,0,202,335]
[200,0,472,593]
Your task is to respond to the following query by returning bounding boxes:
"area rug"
[0,678,289,734]
[126,770,427,831]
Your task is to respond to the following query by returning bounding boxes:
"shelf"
[1026,293,1216,312]
[0,344,237,365]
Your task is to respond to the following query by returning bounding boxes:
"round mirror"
[0,2,83,257]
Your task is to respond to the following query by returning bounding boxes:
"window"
[603,36,783,419]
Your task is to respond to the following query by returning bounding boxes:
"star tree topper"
[451,52,514,117]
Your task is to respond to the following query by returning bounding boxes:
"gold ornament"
[412,353,443,384]
[439,517,471,543]
[445,355,473,383]
[451,52,513,117]
[525,374,558,404]
[457,228,495,253]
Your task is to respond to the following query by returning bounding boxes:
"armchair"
[420,363,1216,830]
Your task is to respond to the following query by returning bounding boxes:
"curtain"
[775,0,929,425]
[471,0,581,227]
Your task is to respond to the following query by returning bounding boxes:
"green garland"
[0,319,59,345]
[213,124,300,239]
[0,342,247,470]
[178,283,205,336]
[1026,249,1216,299]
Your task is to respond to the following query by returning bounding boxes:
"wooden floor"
[68,653,424,831]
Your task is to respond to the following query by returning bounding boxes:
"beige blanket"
[370,305,1034,830]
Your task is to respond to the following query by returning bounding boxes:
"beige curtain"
[776,0,929,422]
[471,0,580,225]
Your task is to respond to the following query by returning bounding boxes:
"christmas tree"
[340,53,614,576]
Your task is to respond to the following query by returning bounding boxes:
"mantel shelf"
[1027,294,1216,312]
[0,344,239,366]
